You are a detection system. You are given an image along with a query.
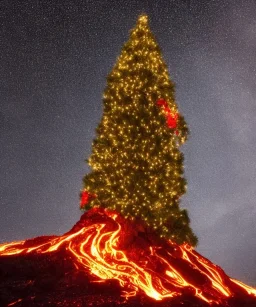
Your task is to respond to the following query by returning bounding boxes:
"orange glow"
[231,278,256,296]
[0,209,255,305]
[7,298,23,306]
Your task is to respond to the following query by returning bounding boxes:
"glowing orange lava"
[1,209,255,305]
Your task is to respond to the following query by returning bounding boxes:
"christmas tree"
[81,15,197,246]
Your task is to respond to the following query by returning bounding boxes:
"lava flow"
[0,207,256,306]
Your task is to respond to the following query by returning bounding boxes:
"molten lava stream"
[0,209,256,305]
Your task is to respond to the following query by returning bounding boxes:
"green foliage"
[82,15,197,246]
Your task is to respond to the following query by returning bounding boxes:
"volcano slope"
[0,208,256,307]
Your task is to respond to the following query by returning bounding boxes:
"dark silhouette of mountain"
[0,208,256,307]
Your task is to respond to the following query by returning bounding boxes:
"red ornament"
[156,98,168,108]
[80,190,96,208]
[167,113,178,129]
[156,99,179,131]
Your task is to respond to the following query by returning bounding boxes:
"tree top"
[137,14,149,25]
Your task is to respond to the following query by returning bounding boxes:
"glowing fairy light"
[81,14,194,246]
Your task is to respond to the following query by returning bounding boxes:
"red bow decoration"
[167,113,178,129]
[156,99,179,131]
[80,190,96,208]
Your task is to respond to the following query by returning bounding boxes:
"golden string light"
[82,14,196,246]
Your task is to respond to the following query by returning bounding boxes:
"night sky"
[1,0,256,286]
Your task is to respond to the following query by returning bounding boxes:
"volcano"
[0,208,255,307]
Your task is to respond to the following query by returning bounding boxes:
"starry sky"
[1,0,256,286]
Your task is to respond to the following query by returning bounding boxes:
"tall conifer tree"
[81,15,197,246]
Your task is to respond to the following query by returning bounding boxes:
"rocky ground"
[0,209,255,307]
